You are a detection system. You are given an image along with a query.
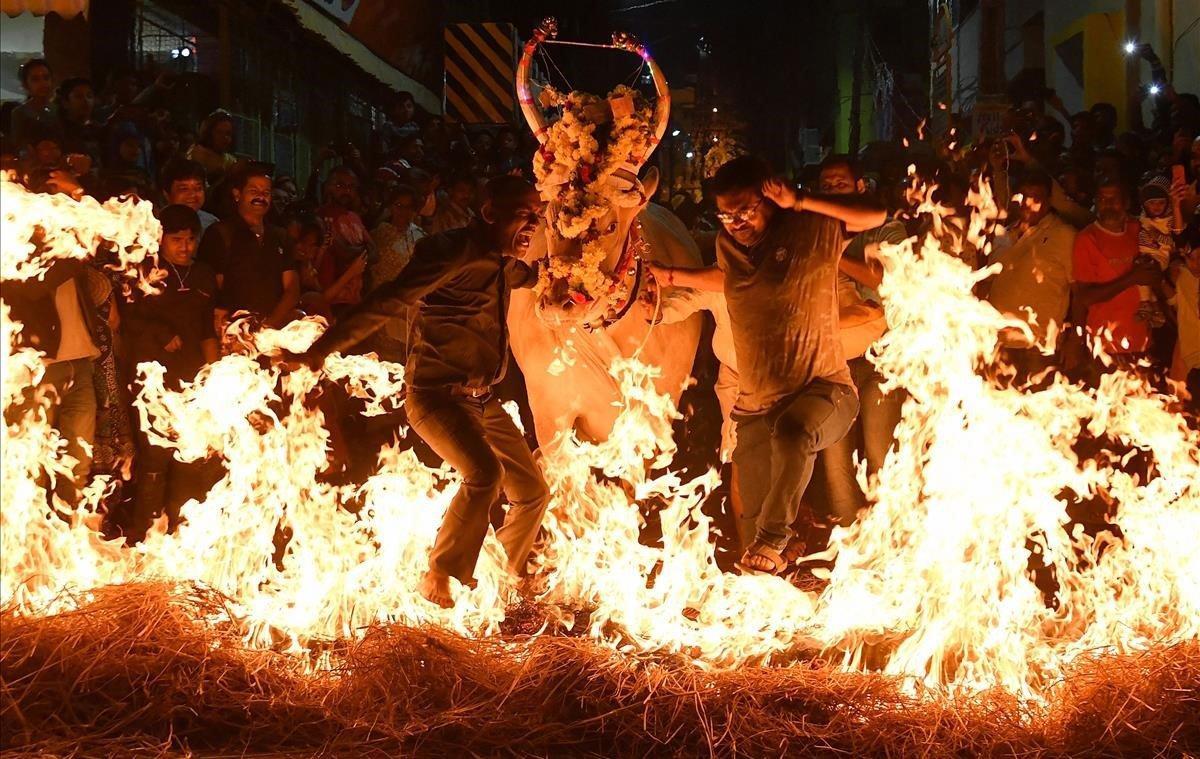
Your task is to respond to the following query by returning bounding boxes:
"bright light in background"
[1149,83,1161,95]
[685,151,695,159]
[1124,40,1137,54]
[711,107,718,113]
[671,129,681,137]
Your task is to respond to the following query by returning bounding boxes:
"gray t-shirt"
[716,208,852,415]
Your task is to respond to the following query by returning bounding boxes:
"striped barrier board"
[444,22,517,124]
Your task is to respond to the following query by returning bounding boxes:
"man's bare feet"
[419,569,454,608]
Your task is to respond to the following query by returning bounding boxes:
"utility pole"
[979,0,1005,97]
[848,5,866,155]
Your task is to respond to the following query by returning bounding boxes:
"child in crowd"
[1135,174,1183,326]
[122,205,220,541]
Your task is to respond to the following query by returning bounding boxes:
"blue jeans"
[406,389,550,584]
[732,379,859,550]
[818,357,904,524]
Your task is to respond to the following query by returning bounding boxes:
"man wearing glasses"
[647,156,885,575]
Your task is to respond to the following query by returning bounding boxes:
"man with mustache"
[197,165,300,333]
[288,175,550,609]
[1070,176,1165,367]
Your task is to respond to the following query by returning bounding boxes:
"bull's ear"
[640,167,660,205]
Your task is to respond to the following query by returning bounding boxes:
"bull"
[508,20,703,446]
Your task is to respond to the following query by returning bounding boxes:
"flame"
[0,172,160,294]
[814,225,1199,697]
[2,172,1197,701]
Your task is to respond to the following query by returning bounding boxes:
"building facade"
[2,0,442,181]
[932,0,1200,134]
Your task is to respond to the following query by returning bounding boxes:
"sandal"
[736,540,788,576]
[781,535,808,564]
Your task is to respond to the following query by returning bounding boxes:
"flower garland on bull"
[531,83,657,307]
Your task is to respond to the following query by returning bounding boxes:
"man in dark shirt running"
[290,175,549,608]
[197,165,300,334]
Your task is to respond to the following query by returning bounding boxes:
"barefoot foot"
[419,569,454,608]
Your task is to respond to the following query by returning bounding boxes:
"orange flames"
[1,171,1197,700]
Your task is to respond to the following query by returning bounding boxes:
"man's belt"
[448,384,492,398]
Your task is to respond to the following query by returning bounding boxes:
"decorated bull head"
[517,18,671,329]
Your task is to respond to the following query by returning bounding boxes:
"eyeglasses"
[715,197,764,225]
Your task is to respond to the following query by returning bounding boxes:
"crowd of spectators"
[0,58,540,540]
[2,48,1198,551]
[768,50,1200,548]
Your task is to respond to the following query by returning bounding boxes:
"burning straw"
[2,583,1197,757]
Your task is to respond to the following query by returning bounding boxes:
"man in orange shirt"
[1070,177,1165,364]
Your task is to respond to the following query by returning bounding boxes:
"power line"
[611,0,683,12]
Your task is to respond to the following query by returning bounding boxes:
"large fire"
[1,171,1196,702]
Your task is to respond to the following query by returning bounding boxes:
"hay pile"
[2,583,1197,758]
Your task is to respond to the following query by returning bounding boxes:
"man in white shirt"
[6,260,100,505]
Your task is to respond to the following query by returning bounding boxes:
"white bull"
[509,188,702,446]
[509,20,702,445]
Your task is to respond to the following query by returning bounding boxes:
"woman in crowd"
[187,109,238,185]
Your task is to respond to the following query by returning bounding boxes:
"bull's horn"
[613,31,671,169]
[518,18,557,146]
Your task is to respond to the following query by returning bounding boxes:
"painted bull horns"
[610,30,671,169]
[516,20,671,167]
[517,18,558,146]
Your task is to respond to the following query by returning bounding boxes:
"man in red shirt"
[1070,177,1164,362]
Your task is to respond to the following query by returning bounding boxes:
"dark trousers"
[406,389,550,585]
[129,433,222,541]
[733,379,860,551]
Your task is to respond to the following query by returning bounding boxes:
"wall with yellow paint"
[1047,0,1200,132]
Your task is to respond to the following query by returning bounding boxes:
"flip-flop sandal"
[736,541,788,576]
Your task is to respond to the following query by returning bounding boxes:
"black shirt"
[197,216,296,316]
[310,223,536,389]
[124,260,218,384]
